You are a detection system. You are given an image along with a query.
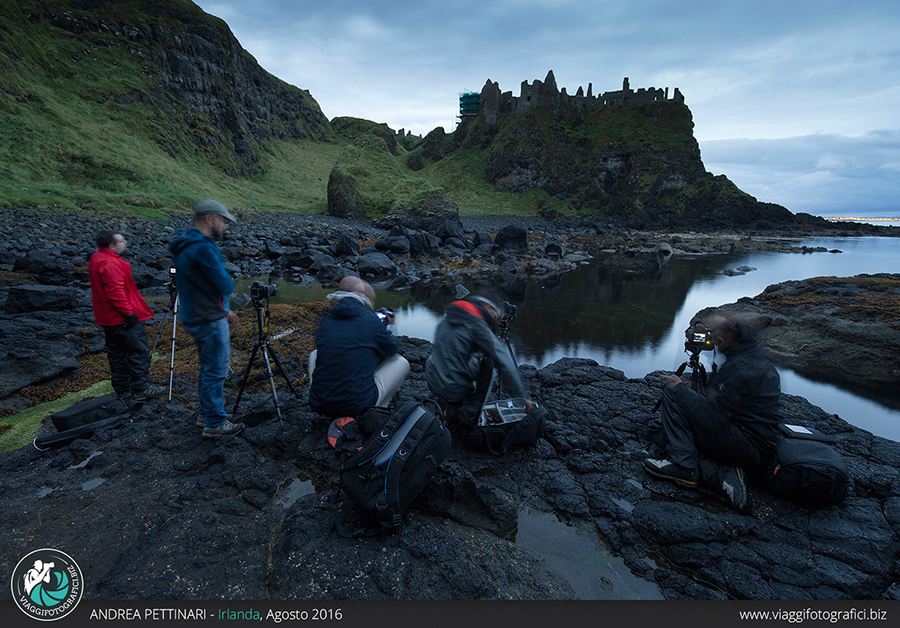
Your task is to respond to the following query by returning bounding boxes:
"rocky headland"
[1,209,899,601]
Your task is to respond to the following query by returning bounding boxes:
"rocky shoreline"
[0,335,898,600]
[1,208,899,601]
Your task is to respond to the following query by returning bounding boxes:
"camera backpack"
[468,399,548,457]
[761,425,850,506]
[336,400,451,537]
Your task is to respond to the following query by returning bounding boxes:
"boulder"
[4,285,81,313]
[357,252,397,278]
[494,225,528,250]
[334,235,360,257]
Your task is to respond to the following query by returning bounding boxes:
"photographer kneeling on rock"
[644,314,782,514]
[425,294,532,431]
[308,276,410,418]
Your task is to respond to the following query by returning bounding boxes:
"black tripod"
[231,297,296,419]
[149,273,179,401]
[492,301,519,399]
[652,346,708,413]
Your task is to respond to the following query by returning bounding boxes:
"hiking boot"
[721,466,750,514]
[131,384,166,401]
[202,420,245,438]
[195,418,205,428]
[642,458,698,488]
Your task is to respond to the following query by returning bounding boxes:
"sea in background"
[825,217,900,226]
[239,234,900,443]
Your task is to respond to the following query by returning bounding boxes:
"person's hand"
[123,313,139,329]
[661,374,683,388]
[525,397,534,412]
[385,313,396,325]
[225,311,238,325]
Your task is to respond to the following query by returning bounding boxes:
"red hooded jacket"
[88,247,153,326]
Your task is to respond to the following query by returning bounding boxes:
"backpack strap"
[376,405,439,528]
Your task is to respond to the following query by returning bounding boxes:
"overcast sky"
[194,0,899,218]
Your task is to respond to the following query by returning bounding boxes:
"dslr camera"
[250,281,277,302]
[684,323,715,352]
[165,266,177,295]
[498,301,517,337]
[375,307,395,325]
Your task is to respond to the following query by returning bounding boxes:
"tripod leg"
[260,343,283,421]
[167,302,178,402]
[266,343,297,395]
[150,308,170,358]
[231,344,259,414]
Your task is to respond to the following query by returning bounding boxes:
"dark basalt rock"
[0,338,897,601]
[4,284,81,313]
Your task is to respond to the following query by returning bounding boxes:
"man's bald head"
[338,276,376,306]
[338,276,365,293]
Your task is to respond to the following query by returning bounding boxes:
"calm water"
[241,235,900,442]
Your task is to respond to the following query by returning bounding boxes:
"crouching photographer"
[644,314,782,514]
[425,294,532,431]
[308,276,409,418]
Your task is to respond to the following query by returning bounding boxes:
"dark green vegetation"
[1,0,794,227]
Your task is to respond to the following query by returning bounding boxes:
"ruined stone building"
[470,70,684,124]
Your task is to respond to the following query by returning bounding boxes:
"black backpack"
[336,401,451,536]
[468,398,548,457]
[761,424,850,506]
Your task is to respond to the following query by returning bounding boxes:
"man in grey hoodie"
[425,295,532,429]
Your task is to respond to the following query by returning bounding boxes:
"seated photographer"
[425,295,532,430]
[308,276,409,418]
[644,314,782,514]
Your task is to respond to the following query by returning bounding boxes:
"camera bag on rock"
[50,394,129,432]
[336,400,451,537]
[762,424,850,506]
[468,399,548,457]
[35,396,141,451]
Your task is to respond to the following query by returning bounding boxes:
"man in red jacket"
[88,231,163,401]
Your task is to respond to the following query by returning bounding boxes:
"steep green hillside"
[0,0,337,217]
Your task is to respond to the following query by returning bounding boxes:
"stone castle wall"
[477,70,684,124]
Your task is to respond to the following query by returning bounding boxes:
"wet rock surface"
[0,337,898,601]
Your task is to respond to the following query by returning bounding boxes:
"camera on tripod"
[165,266,177,295]
[375,307,395,325]
[250,281,277,304]
[685,323,715,353]
[498,301,517,338]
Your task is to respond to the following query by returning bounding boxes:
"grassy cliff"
[1,0,794,228]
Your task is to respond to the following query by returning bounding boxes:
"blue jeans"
[183,317,230,428]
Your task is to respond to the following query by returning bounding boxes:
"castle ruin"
[473,70,684,124]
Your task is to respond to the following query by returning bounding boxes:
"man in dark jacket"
[425,296,532,428]
[169,199,244,438]
[308,276,409,418]
[644,314,782,513]
[88,231,163,401]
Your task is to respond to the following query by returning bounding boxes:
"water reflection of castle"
[462,70,684,124]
